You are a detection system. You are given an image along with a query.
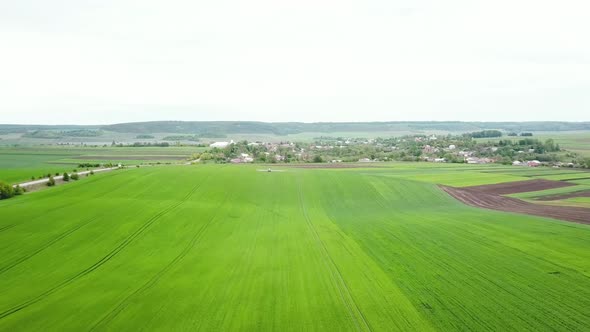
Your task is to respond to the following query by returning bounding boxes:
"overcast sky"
[0,0,589,124]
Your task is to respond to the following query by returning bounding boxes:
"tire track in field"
[0,224,16,233]
[89,190,231,331]
[0,174,211,321]
[200,195,264,329]
[297,175,372,332]
[0,216,100,275]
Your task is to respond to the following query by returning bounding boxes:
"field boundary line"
[0,173,212,320]
[297,175,372,332]
[0,216,100,275]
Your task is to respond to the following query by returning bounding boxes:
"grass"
[0,165,589,331]
[0,146,198,184]
[536,197,590,209]
[571,178,590,185]
[528,173,590,181]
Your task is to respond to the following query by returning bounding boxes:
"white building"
[209,140,234,148]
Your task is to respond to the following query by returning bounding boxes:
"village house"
[465,157,493,164]
[423,145,436,154]
[527,160,542,167]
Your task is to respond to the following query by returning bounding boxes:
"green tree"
[47,177,56,187]
[63,172,70,182]
[0,182,14,199]
[313,155,323,163]
[200,152,212,161]
[13,185,25,195]
[71,173,79,180]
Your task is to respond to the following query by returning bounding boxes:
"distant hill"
[100,121,590,135]
[0,124,96,135]
[2,121,590,136]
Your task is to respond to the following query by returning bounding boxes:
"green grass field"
[1,165,589,331]
[0,147,199,184]
[537,197,590,209]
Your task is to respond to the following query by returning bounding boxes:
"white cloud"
[0,0,588,124]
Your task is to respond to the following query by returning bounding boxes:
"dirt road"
[12,167,121,189]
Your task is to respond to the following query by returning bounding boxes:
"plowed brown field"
[534,190,590,201]
[441,182,590,225]
[460,179,575,195]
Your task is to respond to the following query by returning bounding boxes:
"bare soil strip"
[272,163,385,169]
[73,155,187,160]
[441,185,590,225]
[533,190,590,201]
[460,179,575,195]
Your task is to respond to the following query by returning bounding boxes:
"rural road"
[12,167,122,189]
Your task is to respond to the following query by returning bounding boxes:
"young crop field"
[1,165,589,331]
[572,178,590,185]
[536,197,590,209]
[0,147,196,184]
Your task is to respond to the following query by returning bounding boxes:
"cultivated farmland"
[1,165,589,331]
[0,146,197,184]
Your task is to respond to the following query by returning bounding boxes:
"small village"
[198,131,590,169]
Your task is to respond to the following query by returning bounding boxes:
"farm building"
[209,140,234,148]
[527,160,542,167]
[465,157,493,164]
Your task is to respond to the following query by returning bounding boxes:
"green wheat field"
[1,165,589,331]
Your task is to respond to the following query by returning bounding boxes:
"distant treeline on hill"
[115,142,170,147]
[22,129,103,139]
[97,121,590,135]
[2,121,590,136]
[162,135,201,141]
[465,130,503,138]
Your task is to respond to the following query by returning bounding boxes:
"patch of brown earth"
[534,190,590,201]
[270,163,386,169]
[73,155,187,160]
[441,185,590,225]
[462,179,575,195]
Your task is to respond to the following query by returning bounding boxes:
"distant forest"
[1,121,590,136]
